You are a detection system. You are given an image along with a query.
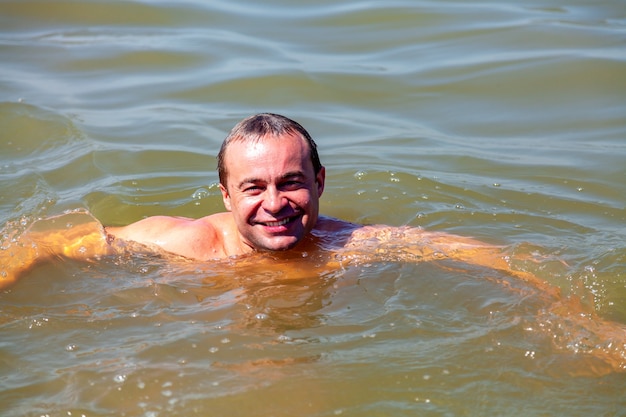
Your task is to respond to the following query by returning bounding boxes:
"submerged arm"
[419,230,561,296]
[0,210,113,290]
[344,225,626,374]
[343,225,560,297]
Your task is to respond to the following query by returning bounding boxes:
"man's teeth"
[265,218,290,227]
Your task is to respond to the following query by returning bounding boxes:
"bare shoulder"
[105,215,195,240]
[105,213,231,259]
[311,216,361,244]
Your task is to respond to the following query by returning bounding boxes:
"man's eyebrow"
[236,171,307,189]
[237,177,263,189]
[280,171,307,180]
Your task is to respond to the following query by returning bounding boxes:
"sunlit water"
[1,0,625,416]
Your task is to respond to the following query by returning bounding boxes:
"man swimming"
[1,113,625,373]
[2,113,539,287]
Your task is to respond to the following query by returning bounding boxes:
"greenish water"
[1,1,625,416]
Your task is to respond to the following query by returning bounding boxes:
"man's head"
[217,113,322,188]
[217,113,326,252]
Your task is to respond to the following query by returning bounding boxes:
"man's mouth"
[257,215,299,228]
[265,218,291,227]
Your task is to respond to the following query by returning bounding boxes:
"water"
[1,0,625,415]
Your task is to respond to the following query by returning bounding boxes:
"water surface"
[1,0,625,416]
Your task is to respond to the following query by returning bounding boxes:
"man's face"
[219,133,325,252]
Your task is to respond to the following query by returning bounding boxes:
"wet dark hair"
[217,113,322,187]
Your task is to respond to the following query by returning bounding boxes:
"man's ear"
[219,183,232,211]
[316,166,326,197]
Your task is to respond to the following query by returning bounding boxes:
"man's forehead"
[223,133,314,184]
[224,133,309,160]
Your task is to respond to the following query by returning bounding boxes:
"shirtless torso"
[104,214,354,261]
[1,113,624,373]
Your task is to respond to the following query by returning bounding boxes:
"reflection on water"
[1,0,625,415]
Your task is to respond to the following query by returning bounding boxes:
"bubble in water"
[113,374,127,383]
[277,334,292,343]
[255,313,268,320]
[29,317,49,329]
[192,187,210,200]
[65,343,78,352]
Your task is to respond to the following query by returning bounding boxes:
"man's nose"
[262,187,286,213]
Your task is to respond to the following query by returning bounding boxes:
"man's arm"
[415,230,560,295]
[0,210,113,290]
[343,225,561,298]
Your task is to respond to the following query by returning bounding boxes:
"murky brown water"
[1,1,625,416]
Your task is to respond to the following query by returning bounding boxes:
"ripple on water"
[1,0,625,415]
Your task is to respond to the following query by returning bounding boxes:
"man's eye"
[281,181,304,190]
[243,185,263,193]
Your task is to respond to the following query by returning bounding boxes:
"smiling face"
[219,133,325,253]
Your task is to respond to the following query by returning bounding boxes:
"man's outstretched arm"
[0,210,113,290]
[416,230,561,295]
[343,225,561,298]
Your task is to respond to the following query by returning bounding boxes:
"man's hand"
[0,210,112,290]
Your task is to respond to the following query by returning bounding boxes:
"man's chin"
[256,236,301,252]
